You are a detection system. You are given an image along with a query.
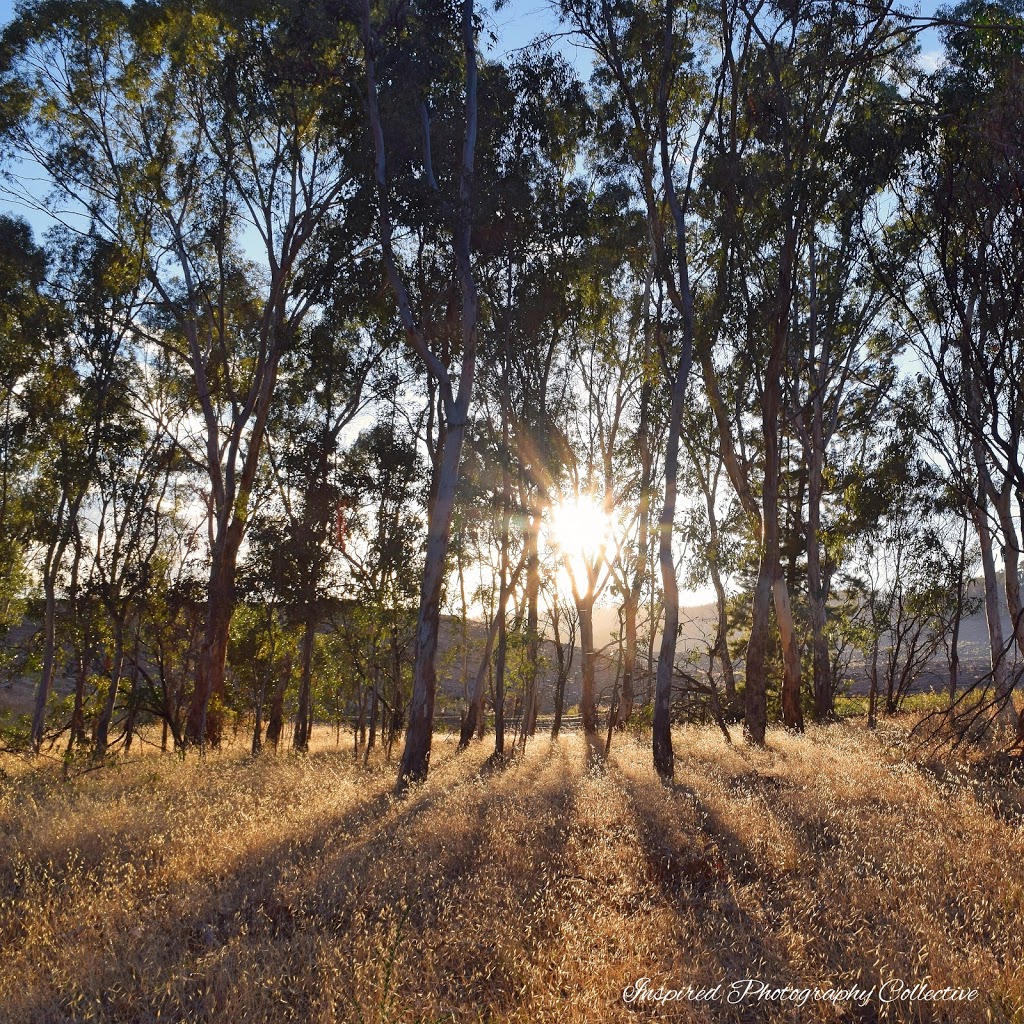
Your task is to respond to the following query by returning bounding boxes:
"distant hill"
[2,581,1019,721]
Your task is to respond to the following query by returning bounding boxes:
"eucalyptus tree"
[559,0,727,776]
[0,216,46,673]
[588,259,663,733]
[475,399,516,759]
[454,49,625,751]
[551,282,644,748]
[787,63,919,721]
[454,390,525,756]
[116,350,207,753]
[605,279,661,731]
[359,0,487,787]
[678,401,741,708]
[18,229,144,753]
[912,372,1011,710]
[88,373,177,758]
[1,0,371,746]
[257,306,379,752]
[452,426,508,748]
[336,409,425,759]
[44,235,189,760]
[691,0,917,740]
[895,0,1024,733]
[843,460,964,726]
[470,48,595,751]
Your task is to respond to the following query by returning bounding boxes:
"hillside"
[0,724,1021,1023]
[1,582,1018,722]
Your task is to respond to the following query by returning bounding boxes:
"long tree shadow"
[12,740,585,1024]
[754,771,1022,1010]
[612,764,889,1023]
[616,774,780,938]
[23,738,993,1023]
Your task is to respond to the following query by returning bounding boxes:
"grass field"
[0,723,1022,1023]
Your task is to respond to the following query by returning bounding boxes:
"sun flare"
[547,495,613,580]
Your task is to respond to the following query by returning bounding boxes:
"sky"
[0,0,575,54]
[0,0,946,230]
[0,0,948,59]
[0,0,948,233]
[0,0,953,616]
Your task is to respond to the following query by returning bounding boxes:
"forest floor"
[0,723,1022,1024]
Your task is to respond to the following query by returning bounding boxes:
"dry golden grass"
[0,724,1021,1023]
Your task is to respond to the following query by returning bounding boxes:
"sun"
[547,495,613,597]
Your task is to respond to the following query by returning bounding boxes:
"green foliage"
[0,0,1020,761]
[229,604,300,712]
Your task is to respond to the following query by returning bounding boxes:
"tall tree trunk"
[949,517,967,706]
[993,483,1022,727]
[493,325,511,762]
[650,46,699,779]
[971,491,1010,715]
[293,616,316,752]
[93,622,125,759]
[66,539,88,753]
[806,440,832,721]
[741,348,786,749]
[745,559,772,746]
[264,653,292,751]
[700,351,768,742]
[578,599,597,740]
[521,506,541,745]
[960,359,1014,728]
[364,0,480,793]
[617,426,652,731]
[186,523,242,748]
[653,383,684,779]
[397,419,469,787]
[803,228,834,723]
[494,595,507,760]
[31,575,58,753]
[617,317,653,730]
[762,320,803,733]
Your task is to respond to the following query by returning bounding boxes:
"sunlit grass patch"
[0,724,1021,1023]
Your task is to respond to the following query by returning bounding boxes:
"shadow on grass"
[10,740,584,1024]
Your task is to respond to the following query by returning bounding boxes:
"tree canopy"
[0,0,1022,782]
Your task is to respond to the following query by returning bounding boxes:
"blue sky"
[0,0,945,66]
[0,0,569,44]
[0,0,946,235]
